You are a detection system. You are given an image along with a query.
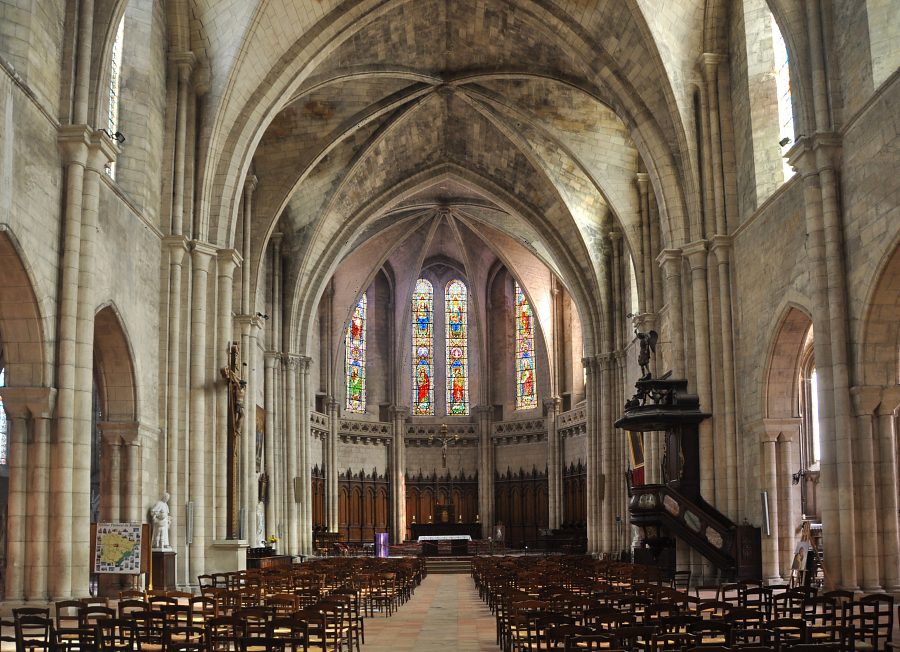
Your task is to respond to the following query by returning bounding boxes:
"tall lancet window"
[345,293,367,413]
[771,14,795,181]
[445,280,469,415]
[515,282,537,409]
[412,279,434,415]
[106,16,125,178]
[0,367,7,466]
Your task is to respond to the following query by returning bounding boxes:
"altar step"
[425,557,472,574]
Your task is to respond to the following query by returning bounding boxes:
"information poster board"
[92,522,144,574]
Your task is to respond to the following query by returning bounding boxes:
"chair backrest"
[14,615,56,650]
[13,607,51,622]
[95,617,138,650]
[79,605,116,628]
[117,598,149,619]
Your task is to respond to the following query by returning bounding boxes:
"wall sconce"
[791,469,807,485]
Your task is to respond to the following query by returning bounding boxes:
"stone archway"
[92,305,140,526]
[0,229,51,600]
[761,306,812,580]
[854,242,900,591]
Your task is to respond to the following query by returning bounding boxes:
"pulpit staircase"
[616,376,761,581]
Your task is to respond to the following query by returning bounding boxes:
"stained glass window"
[345,293,367,413]
[106,17,125,178]
[445,280,469,415]
[0,367,8,466]
[412,279,434,415]
[515,282,537,409]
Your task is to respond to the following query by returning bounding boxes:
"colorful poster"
[94,522,142,574]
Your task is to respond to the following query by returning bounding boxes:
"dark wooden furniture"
[410,522,481,539]
[151,550,177,591]
[246,554,292,570]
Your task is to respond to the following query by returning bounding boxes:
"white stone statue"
[150,492,172,550]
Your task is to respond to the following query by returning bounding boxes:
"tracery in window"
[0,366,8,466]
[445,280,469,415]
[412,279,434,415]
[345,293,367,413]
[106,17,125,178]
[515,282,537,409]
[771,14,795,181]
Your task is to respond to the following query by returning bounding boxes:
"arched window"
[799,327,821,468]
[771,14,795,181]
[0,366,8,466]
[106,16,125,178]
[445,280,469,415]
[345,293,367,413]
[412,279,434,415]
[515,282,537,409]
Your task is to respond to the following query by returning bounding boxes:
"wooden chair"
[14,615,57,652]
[268,616,309,652]
[55,600,84,649]
[768,617,808,648]
[859,594,894,652]
[94,617,138,651]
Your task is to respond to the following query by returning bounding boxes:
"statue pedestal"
[151,550,176,591]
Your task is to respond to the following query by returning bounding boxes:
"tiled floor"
[363,572,498,652]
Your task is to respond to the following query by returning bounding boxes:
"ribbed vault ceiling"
[186,0,708,352]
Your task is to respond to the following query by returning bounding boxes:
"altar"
[416,534,472,556]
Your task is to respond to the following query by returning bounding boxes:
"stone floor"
[363,572,499,652]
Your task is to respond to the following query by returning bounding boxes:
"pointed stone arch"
[93,304,138,422]
[0,228,48,387]
[764,304,813,419]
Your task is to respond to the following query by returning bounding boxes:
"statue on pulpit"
[636,329,658,380]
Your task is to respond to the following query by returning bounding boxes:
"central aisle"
[362,572,499,651]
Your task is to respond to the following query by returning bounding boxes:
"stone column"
[760,428,781,583]
[51,127,90,600]
[102,430,123,522]
[264,352,277,537]
[120,426,142,522]
[390,406,409,544]
[777,430,798,577]
[326,398,340,532]
[163,235,188,542]
[636,173,653,312]
[475,405,494,539]
[788,137,856,589]
[298,356,313,554]
[850,386,882,591]
[710,235,739,517]
[169,53,194,236]
[583,356,599,554]
[701,53,728,235]
[3,400,29,599]
[72,134,117,597]
[215,249,240,539]
[683,241,714,503]
[657,249,685,378]
[877,390,900,591]
[285,356,300,554]
[188,243,215,583]
[26,395,54,601]
[545,397,562,529]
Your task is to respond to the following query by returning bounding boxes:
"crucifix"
[220,342,246,538]
[429,423,459,468]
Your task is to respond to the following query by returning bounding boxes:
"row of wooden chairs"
[472,556,896,652]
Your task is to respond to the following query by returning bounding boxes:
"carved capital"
[216,248,242,275]
[57,125,92,166]
[656,248,683,276]
[850,385,883,417]
[244,174,259,195]
[0,386,56,419]
[682,240,709,271]
[635,172,649,196]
